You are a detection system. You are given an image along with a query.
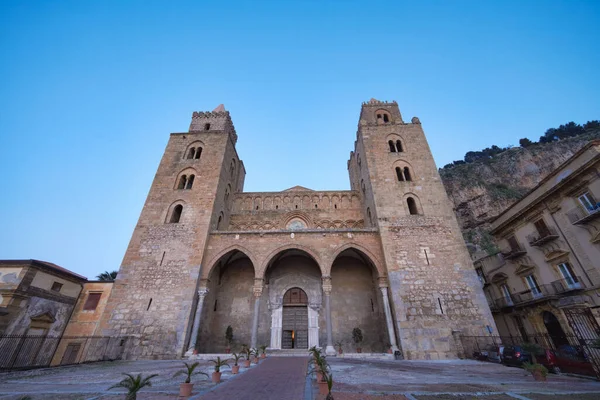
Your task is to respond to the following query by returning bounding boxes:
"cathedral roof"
[282,185,313,192]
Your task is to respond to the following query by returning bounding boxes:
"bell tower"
[349,98,497,359]
[97,105,245,359]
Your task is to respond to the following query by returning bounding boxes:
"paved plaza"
[0,357,599,399]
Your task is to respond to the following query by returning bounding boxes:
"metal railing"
[567,206,600,225]
[552,277,586,293]
[500,243,527,260]
[527,227,559,246]
[0,335,131,370]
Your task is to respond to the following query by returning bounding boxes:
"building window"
[170,205,183,223]
[476,268,487,284]
[524,274,542,298]
[407,197,419,215]
[51,282,63,292]
[367,207,372,225]
[500,284,513,306]
[383,114,389,123]
[217,215,223,230]
[194,147,202,159]
[396,140,403,152]
[177,175,187,189]
[204,123,210,131]
[557,262,580,288]
[534,219,551,237]
[185,175,195,189]
[186,147,202,160]
[395,167,404,181]
[403,167,412,181]
[83,293,102,311]
[513,316,529,342]
[507,235,520,251]
[388,140,396,152]
[578,192,598,213]
[396,166,412,182]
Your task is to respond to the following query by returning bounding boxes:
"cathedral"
[96,99,496,360]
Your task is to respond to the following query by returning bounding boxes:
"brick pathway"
[199,357,308,400]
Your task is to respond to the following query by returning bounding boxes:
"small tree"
[173,362,208,384]
[225,325,233,348]
[519,138,533,147]
[231,352,242,366]
[108,373,158,400]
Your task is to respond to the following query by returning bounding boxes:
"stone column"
[379,278,399,353]
[250,279,263,349]
[186,287,209,355]
[323,276,336,355]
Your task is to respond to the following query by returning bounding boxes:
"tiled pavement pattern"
[200,356,309,400]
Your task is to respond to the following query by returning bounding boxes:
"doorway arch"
[543,311,569,348]
[281,288,309,349]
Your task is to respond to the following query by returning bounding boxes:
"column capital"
[253,278,264,297]
[378,276,389,288]
[322,276,332,294]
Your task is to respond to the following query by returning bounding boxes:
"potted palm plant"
[231,352,242,374]
[335,340,343,354]
[521,342,548,382]
[260,344,267,359]
[251,348,260,364]
[108,373,158,400]
[173,361,209,397]
[243,347,252,367]
[352,327,363,353]
[323,369,334,400]
[225,325,233,354]
[209,356,229,383]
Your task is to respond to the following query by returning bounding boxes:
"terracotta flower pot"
[253,357,259,364]
[318,380,329,395]
[179,382,194,397]
[232,365,239,374]
[387,348,393,354]
[356,347,362,353]
[261,353,266,359]
[532,370,547,382]
[212,371,222,383]
[316,371,323,382]
[244,359,251,367]
[192,349,198,355]
[225,348,231,354]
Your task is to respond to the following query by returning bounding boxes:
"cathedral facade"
[96,99,496,360]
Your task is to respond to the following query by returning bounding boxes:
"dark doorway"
[543,311,569,348]
[281,288,308,349]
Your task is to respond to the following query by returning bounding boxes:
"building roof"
[0,259,88,281]
[491,139,600,233]
[283,185,314,192]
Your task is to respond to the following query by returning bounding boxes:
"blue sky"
[1,1,599,279]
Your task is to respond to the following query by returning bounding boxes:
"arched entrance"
[282,288,309,349]
[543,311,569,348]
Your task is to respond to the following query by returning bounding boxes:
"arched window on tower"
[216,213,223,230]
[177,175,187,189]
[185,175,195,189]
[395,167,404,182]
[377,113,382,120]
[204,123,210,131]
[383,114,389,123]
[361,179,366,195]
[403,167,412,181]
[170,205,183,223]
[186,148,195,159]
[396,140,403,152]
[194,147,202,159]
[230,160,236,178]
[388,140,396,152]
[367,207,373,225]
[407,197,419,215]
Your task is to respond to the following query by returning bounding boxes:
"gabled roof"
[283,185,313,192]
[0,259,87,281]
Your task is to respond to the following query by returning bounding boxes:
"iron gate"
[563,307,600,379]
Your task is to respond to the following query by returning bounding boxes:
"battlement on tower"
[189,104,238,144]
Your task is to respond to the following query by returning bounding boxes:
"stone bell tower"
[97,105,245,359]
[349,98,497,359]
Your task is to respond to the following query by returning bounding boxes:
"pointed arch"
[165,200,186,223]
[184,140,205,160]
[326,243,385,277]
[201,245,259,280]
[258,244,323,279]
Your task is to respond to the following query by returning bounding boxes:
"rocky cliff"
[439,131,600,254]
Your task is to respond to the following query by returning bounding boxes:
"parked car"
[552,345,596,376]
[473,344,504,363]
[502,345,560,373]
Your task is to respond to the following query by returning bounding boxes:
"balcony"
[527,227,560,247]
[551,277,585,294]
[500,243,527,260]
[566,204,600,225]
[494,296,515,309]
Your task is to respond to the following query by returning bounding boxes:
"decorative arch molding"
[326,243,385,277]
[544,249,570,263]
[491,272,509,284]
[402,192,423,215]
[386,133,406,152]
[258,244,324,279]
[184,140,205,159]
[201,244,259,280]
[281,212,314,230]
[174,167,199,189]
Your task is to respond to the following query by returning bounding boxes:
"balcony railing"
[551,277,585,293]
[566,204,600,225]
[494,296,514,309]
[527,227,559,247]
[500,243,527,260]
